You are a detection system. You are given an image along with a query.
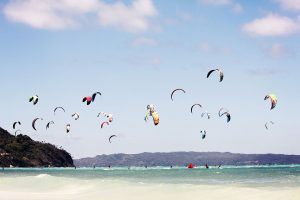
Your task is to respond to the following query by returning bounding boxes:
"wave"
[35,174,52,178]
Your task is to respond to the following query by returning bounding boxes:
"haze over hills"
[1,125,299,168]
[0,127,74,167]
[74,152,300,167]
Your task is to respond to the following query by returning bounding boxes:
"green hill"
[75,152,300,167]
[0,127,74,167]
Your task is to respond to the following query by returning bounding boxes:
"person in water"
[205,164,209,169]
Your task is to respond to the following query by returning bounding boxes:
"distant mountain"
[0,127,74,167]
[74,152,300,167]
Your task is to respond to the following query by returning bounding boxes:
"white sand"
[0,176,299,200]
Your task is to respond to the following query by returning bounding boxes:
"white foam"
[35,174,51,178]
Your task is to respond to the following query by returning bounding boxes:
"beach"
[1,166,299,200]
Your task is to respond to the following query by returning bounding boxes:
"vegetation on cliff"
[0,127,74,167]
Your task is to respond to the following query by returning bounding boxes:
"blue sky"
[0,0,300,158]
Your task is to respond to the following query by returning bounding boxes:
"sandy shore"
[0,175,299,200]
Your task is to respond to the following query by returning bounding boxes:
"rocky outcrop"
[0,127,74,167]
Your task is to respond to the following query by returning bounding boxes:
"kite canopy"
[264,94,277,110]
[171,89,186,101]
[98,112,113,123]
[83,96,92,105]
[101,121,109,129]
[92,92,101,102]
[201,112,211,119]
[13,121,21,129]
[225,112,231,123]
[32,118,43,131]
[83,92,102,105]
[54,107,65,115]
[147,104,156,113]
[109,135,117,143]
[201,130,206,139]
[220,111,231,123]
[191,104,202,113]
[145,104,159,126]
[97,112,107,117]
[218,107,229,117]
[46,121,54,130]
[29,95,39,105]
[72,113,80,120]
[207,69,224,82]
[144,111,150,122]
[66,124,71,133]
[106,114,113,122]
[152,111,160,126]
[265,121,274,130]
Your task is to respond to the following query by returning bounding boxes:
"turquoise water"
[1,165,300,200]
[2,165,300,186]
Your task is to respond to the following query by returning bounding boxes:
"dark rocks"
[0,127,74,167]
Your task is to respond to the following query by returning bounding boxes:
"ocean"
[0,165,300,200]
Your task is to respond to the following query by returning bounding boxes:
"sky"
[0,0,300,159]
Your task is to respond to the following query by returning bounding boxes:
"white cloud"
[132,37,157,46]
[198,0,243,12]
[275,0,300,12]
[242,13,300,36]
[3,0,100,30]
[3,0,158,32]
[97,0,157,33]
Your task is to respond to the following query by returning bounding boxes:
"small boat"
[187,163,194,169]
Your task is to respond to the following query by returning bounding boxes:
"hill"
[74,152,300,167]
[0,127,74,167]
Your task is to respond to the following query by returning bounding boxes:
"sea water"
[0,165,300,200]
